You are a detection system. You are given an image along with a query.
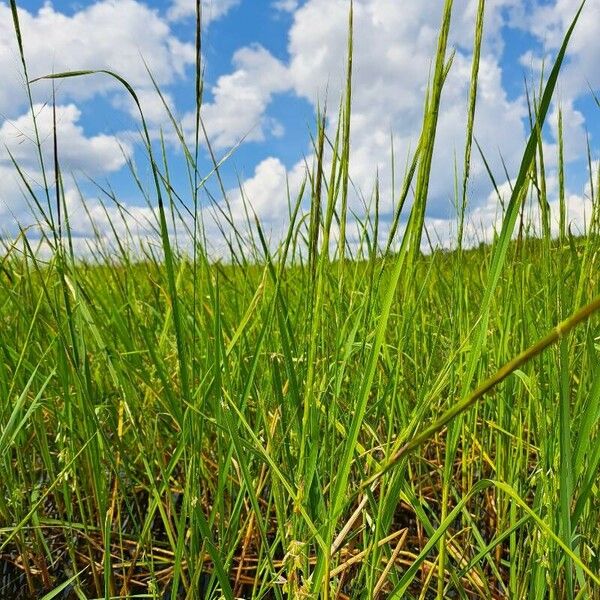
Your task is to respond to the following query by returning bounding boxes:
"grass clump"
[1,1,600,598]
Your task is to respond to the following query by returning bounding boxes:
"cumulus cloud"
[188,155,309,258]
[0,104,131,174]
[3,0,597,255]
[218,0,527,231]
[511,0,599,165]
[0,103,132,226]
[186,44,290,149]
[1,168,173,259]
[62,187,158,242]
[424,170,597,252]
[228,156,306,222]
[0,0,194,116]
[213,0,598,253]
[518,0,600,94]
[0,0,190,241]
[288,0,530,213]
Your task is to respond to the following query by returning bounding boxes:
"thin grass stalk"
[337,1,353,278]
[457,0,485,250]
[558,107,567,243]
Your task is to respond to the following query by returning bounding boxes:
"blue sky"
[1,0,599,253]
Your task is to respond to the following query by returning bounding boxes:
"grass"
[2,0,600,598]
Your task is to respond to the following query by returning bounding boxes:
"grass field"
[1,0,600,598]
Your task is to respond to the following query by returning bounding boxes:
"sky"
[0,0,599,256]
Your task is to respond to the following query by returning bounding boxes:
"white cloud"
[286,0,530,215]
[3,0,597,255]
[183,0,526,231]
[513,1,599,166]
[190,155,308,258]
[424,170,596,252]
[0,103,132,226]
[62,187,158,241]
[186,44,290,149]
[214,0,598,252]
[0,0,191,237]
[168,0,240,23]
[0,103,131,174]
[111,86,177,128]
[517,0,600,94]
[0,1,195,116]
[0,174,172,257]
[227,156,306,222]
